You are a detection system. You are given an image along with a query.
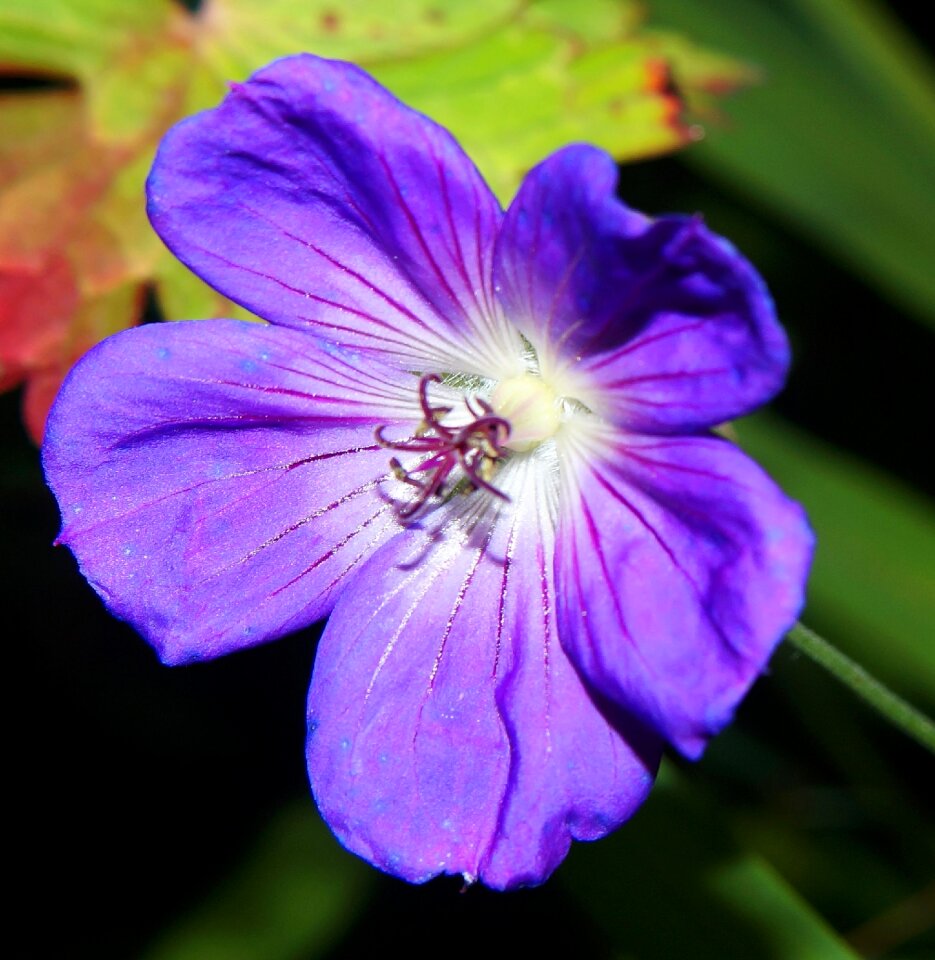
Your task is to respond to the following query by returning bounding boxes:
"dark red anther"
[376,374,511,520]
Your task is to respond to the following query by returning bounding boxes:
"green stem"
[786,622,935,755]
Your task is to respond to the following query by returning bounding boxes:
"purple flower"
[42,54,813,889]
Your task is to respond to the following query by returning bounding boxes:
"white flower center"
[490,374,562,452]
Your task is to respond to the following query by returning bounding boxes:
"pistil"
[489,374,562,451]
[376,374,511,520]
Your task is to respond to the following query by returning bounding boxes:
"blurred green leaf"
[643,28,760,118]
[725,667,935,945]
[198,0,523,76]
[524,0,644,40]
[650,0,935,331]
[379,26,687,203]
[738,415,935,705]
[0,0,179,79]
[378,1,759,201]
[788,0,935,145]
[141,802,374,960]
[562,767,859,960]
[788,623,935,754]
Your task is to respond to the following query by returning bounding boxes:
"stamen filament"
[376,374,511,520]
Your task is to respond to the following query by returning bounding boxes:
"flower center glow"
[377,370,578,519]
[489,374,562,452]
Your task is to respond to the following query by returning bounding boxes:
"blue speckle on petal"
[240,358,258,374]
[156,347,171,360]
[340,737,351,751]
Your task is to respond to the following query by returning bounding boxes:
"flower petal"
[148,54,520,376]
[494,145,789,431]
[555,429,813,758]
[307,456,660,889]
[42,319,416,664]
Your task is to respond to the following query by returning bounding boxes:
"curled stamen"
[376,374,511,520]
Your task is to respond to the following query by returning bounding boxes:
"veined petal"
[555,428,813,758]
[481,457,661,887]
[148,55,522,378]
[42,320,416,664]
[307,454,660,889]
[495,145,789,431]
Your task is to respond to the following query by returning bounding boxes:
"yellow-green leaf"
[0,0,179,80]
[379,26,687,202]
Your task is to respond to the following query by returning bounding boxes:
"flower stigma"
[376,374,512,521]
[376,361,584,521]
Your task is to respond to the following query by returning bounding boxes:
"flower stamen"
[376,374,511,520]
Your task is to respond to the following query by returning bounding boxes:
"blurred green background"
[3,1,933,957]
